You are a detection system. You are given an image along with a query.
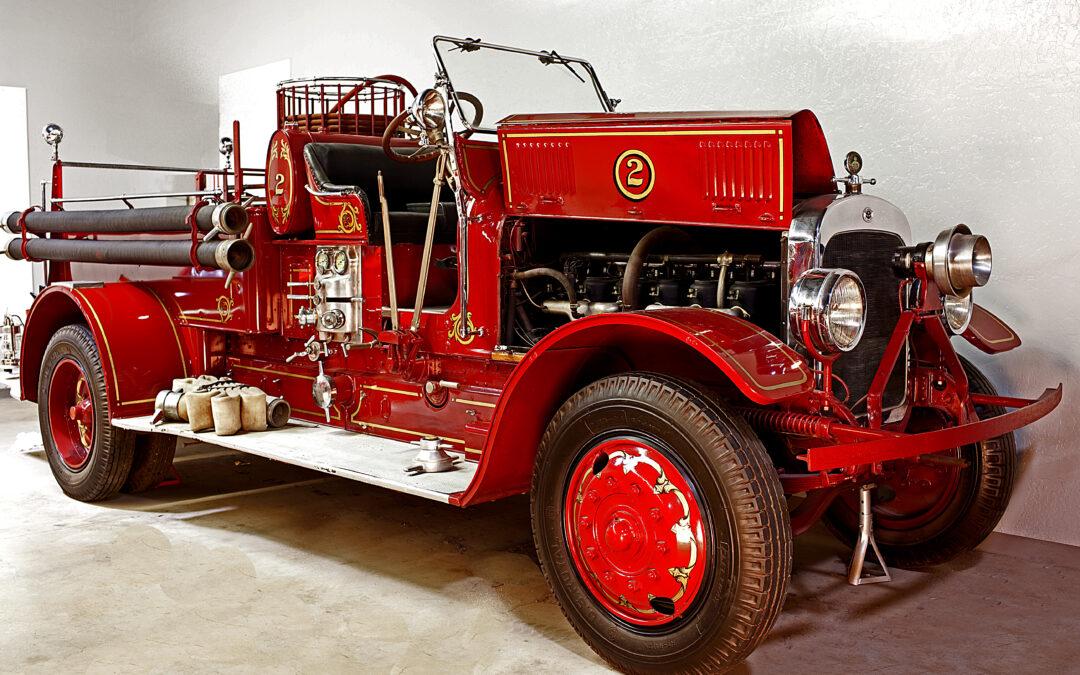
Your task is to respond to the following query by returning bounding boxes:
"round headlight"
[789,269,867,355]
[411,88,447,131]
[942,292,974,334]
[931,224,992,297]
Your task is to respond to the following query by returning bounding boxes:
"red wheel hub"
[48,358,95,470]
[873,454,963,529]
[564,438,708,627]
[851,410,965,531]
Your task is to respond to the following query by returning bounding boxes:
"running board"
[111,416,476,504]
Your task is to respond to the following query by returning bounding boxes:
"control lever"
[286,336,329,363]
[286,279,321,301]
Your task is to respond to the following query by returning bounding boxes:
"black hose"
[621,226,689,309]
[3,203,247,236]
[4,237,254,272]
[502,279,518,345]
[512,267,577,304]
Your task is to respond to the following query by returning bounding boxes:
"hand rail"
[59,161,263,175]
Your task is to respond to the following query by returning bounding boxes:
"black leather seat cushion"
[304,142,456,244]
[304,143,435,208]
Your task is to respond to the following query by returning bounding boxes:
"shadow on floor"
[8,414,1080,672]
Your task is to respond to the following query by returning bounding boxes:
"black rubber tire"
[531,373,791,674]
[38,324,134,502]
[824,356,1016,568]
[122,433,177,493]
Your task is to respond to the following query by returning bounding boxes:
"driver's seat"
[303,142,456,244]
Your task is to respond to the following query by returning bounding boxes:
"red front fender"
[454,308,811,505]
[962,304,1021,353]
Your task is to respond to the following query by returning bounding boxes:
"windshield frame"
[432,35,615,134]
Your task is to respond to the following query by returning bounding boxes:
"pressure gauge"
[315,249,331,273]
[332,249,349,275]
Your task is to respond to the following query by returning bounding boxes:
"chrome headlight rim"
[410,88,447,132]
[942,291,974,334]
[789,268,867,355]
[931,224,992,298]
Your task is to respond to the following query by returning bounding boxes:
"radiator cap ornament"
[833,150,877,195]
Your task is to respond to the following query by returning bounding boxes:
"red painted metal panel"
[457,308,812,506]
[498,119,792,228]
[21,284,190,416]
[961,304,1022,353]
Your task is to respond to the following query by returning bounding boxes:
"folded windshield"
[433,36,612,132]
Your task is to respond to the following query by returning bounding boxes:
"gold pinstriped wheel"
[531,373,791,673]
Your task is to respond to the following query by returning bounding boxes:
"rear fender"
[20,283,190,417]
[454,308,811,505]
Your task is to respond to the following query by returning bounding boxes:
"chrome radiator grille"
[821,231,907,412]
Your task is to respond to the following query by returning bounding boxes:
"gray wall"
[3,0,1078,545]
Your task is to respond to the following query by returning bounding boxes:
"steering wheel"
[382,89,487,163]
[381,110,443,163]
[452,91,484,128]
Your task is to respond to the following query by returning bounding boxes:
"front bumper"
[801,385,1062,472]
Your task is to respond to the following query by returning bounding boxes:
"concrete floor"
[1,395,1079,674]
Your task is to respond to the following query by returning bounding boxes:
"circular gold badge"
[614,149,655,201]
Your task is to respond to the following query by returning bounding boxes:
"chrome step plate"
[111,416,475,503]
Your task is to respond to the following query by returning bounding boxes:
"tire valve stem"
[847,484,892,586]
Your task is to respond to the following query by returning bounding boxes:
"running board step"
[111,416,476,504]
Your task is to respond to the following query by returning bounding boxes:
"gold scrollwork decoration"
[337,201,361,234]
[449,311,476,345]
[269,138,293,224]
[216,294,235,322]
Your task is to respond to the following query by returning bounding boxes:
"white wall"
[3,0,1078,545]
[0,0,221,285]
[219,60,291,171]
[0,86,31,316]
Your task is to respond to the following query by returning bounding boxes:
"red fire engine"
[2,37,1061,672]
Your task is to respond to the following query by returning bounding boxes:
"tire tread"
[531,372,791,674]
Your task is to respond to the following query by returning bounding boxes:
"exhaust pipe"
[2,202,247,237]
[2,236,254,273]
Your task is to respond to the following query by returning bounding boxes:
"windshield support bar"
[432,35,615,134]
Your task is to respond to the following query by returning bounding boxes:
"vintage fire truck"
[2,37,1061,672]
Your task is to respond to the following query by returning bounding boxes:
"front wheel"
[824,356,1016,568]
[38,324,134,502]
[531,373,791,673]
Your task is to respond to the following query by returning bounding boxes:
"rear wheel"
[531,373,791,673]
[825,356,1015,568]
[38,324,134,502]
[123,434,177,493]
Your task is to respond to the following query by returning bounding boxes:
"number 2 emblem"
[614,149,655,201]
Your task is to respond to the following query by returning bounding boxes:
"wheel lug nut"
[579,516,590,528]
[630,484,641,495]
[627,579,637,590]
[602,571,614,581]
[649,508,661,521]
[647,569,658,580]
[585,546,597,559]
[587,490,598,502]
[656,540,668,554]
[606,476,617,488]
